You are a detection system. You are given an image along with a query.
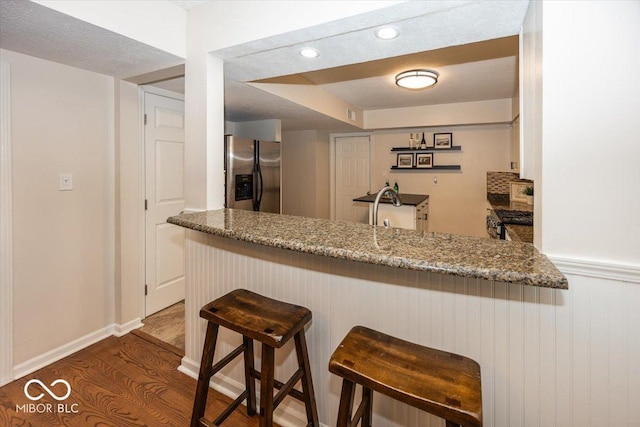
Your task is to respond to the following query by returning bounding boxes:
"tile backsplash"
[487,172,533,195]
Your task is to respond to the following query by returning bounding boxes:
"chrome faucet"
[373,186,402,228]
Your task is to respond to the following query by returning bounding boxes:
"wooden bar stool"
[329,326,482,427]
[191,289,319,427]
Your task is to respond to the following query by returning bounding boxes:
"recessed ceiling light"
[300,48,319,58]
[395,69,439,90]
[375,27,399,40]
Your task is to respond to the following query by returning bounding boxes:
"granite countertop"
[505,224,534,243]
[353,193,429,206]
[487,193,533,212]
[168,209,567,289]
[487,193,533,243]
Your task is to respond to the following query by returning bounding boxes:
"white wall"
[372,125,511,237]
[282,130,330,219]
[3,49,116,365]
[519,0,542,185]
[537,1,640,265]
[365,98,512,129]
[1,59,13,385]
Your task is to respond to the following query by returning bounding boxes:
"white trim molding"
[112,318,144,337]
[550,255,640,284]
[11,322,144,382]
[12,326,113,381]
[0,60,13,386]
[141,84,185,101]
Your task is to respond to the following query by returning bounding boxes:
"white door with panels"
[144,93,185,316]
[335,136,370,223]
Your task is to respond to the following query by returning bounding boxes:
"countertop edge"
[168,211,568,289]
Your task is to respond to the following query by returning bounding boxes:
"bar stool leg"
[445,421,461,427]
[294,331,319,426]
[243,336,257,416]
[259,344,275,427]
[336,378,356,427]
[191,322,219,427]
[361,386,373,427]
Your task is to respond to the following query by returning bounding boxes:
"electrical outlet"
[59,173,73,191]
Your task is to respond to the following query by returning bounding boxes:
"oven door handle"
[486,215,498,239]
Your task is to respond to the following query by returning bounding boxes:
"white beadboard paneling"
[508,284,525,427]
[627,280,640,425]
[184,231,640,427]
[539,287,556,427]
[554,288,572,427]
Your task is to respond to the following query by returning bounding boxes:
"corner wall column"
[0,60,13,386]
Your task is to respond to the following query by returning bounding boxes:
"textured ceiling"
[0,0,184,79]
[167,0,210,10]
[0,0,529,132]
[221,1,529,130]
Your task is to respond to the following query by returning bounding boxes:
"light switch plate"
[59,173,73,191]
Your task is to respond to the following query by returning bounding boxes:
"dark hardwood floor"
[139,301,185,352]
[0,333,273,427]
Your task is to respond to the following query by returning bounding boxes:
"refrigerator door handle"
[252,140,263,212]
[253,166,264,211]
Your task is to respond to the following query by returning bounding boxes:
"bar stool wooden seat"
[191,289,319,427]
[329,326,482,427]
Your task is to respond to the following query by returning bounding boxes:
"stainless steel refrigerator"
[224,136,281,213]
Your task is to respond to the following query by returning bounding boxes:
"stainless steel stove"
[486,209,533,240]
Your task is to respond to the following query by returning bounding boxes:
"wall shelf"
[391,146,462,152]
[391,165,461,171]
[391,146,461,171]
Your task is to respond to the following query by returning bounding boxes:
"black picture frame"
[433,132,453,149]
[396,153,414,168]
[415,153,433,168]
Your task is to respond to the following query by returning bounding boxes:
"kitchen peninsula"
[169,209,567,426]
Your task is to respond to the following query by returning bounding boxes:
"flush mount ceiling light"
[395,69,439,90]
[299,47,319,58]
[375,27,399,40]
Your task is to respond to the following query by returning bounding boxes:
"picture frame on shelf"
[396,153,414,168]
[433,132,453,149]
[415,153,433,169]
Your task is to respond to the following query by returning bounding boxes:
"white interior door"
[335,136,370,223]
[145,93,185,316]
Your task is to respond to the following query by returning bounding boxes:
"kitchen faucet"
[373,186,402,228]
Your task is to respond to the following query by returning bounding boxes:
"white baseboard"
[13,326,113,380]
[11,320,144,382]
[178,356,200,380]
[112,318,144,337]
[179,357,328,427]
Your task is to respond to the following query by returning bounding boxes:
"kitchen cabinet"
[415,199,429,232]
